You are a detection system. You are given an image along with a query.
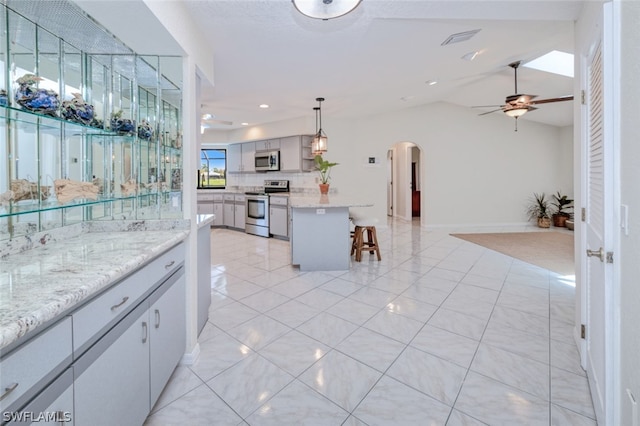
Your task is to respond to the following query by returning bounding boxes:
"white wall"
[219,101,573,227]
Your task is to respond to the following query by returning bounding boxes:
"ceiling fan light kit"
[312,98,328,155]
[292,0,362,20]
[472,60,574,131]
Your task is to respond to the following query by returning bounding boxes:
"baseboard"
[180,342,201,365]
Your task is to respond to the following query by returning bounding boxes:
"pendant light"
[311,97,328,154]
[292,0,362,21]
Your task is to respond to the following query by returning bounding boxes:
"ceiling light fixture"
[259,104,269,108]
[426,80,438,86]
[292,0,362,20]
[241,122,249,126]
[504,107,529,118]
[311,97,328,155]
[461,51,479,61]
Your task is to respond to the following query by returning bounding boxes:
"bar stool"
[351,216,381,262]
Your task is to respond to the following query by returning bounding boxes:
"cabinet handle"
[110,296,129,311]
[164,260,175,269]
[142,321,148,343]
[0,382,18,401]
[155,309,161,329]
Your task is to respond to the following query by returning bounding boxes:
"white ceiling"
[80,0,585,131]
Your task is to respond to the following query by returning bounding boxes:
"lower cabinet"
[74,269,185,426]
[269,196,288,239]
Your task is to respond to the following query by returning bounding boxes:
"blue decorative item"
[0,89,7,107]
[137,119,154,140]
[61,93,95,125]
[14,74,60,117]
[110,110,135,135]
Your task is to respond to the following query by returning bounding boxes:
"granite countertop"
[0,228,189,351]
[289,195,373,209]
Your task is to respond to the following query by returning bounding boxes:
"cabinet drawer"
[234,194,246,202]
[270,196,288,206]
[72,243,185,354]
[197,192,216,201]
[213,194,224,201]
[0,317,72,413]
[223,194,235,201]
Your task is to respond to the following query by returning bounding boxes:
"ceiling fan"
[473,61,573,131]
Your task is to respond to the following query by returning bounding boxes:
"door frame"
[578,2,621,425]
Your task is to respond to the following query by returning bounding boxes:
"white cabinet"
[10,368,74,425]
[227,144,243,173]
[74,301,150,426]
[213,194,224,226]
[0,317,72,419]
[228,143,256,173]
[279,135,315,172]
[269,196,289,239]
[196,224,212,336]
[149,273,186,406]
[223,194,245,229]
[241,143,255,173]
[74,268,186,426]
[197,192,215,215]
[234,195,246,230]
[255,139,280,151]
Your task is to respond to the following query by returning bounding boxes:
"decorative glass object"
[61,93,95,125]
[14,74,60,116]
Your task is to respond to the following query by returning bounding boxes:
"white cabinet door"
[227,144,242,173]
[213,202,224,226]
[197,202,214,215]
[223,202,235,227]
[279,136,301,172]
[149,272,186,407]
[234,202,246,230]
[14,368,74,425]
[255,139,280,151]
[241,142,255,173]
[74,302,150,426]
[270,206,288,238]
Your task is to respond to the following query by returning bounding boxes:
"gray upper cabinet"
[255,139,280,151]
[227,135,315,173]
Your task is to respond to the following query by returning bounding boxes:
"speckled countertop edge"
[0,222,190,351]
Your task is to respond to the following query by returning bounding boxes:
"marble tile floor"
[144,219,595,426]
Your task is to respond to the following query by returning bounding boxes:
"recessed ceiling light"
[259,104,269,109]
[426,80,438,86]
[400,95,415,102]
[524,50,574,78]
[461,51,479,61]
[241,122,249,126]
[441,29,481,46]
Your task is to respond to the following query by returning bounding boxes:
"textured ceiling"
[183,0,583,131]
[77,1,586,131]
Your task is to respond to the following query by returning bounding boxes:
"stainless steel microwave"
[255,150,280,172]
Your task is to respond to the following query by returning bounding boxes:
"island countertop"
[0,228,189,351]
[288,195,373,209]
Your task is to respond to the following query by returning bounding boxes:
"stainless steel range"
[245,180,289,237]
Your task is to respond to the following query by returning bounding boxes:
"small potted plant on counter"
[315,154,338,194]
[526,192,552,228]
[551,191,573,227]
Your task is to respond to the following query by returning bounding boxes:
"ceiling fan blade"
[529,95,574,105]
[471,104,504,109]
[478,108,503,116]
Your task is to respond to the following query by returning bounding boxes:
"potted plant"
[551,191,573,227]
[314,154,338,194]
[526,192,552,228]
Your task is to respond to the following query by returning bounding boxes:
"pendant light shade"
[292,0,362,20]
[312,98,328,154]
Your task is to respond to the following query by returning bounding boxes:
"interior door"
[585,5,615,423]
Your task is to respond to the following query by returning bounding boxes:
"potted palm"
[526,192,552,228]
[314,154,338,194]
[551,191,573,227]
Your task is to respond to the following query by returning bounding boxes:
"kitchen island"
[289,195,373,271]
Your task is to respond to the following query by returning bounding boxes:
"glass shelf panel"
[0,195,138,218]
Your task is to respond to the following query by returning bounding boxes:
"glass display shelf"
[0,195,139,218]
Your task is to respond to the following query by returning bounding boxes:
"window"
[199,149,226,188]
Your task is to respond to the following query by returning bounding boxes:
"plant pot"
[319,183,330,194]
[537,217,551,228]
[552,214,568,227]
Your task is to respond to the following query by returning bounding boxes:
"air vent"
[441,29,481,46]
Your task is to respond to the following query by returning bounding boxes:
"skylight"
[524,50,574,78]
